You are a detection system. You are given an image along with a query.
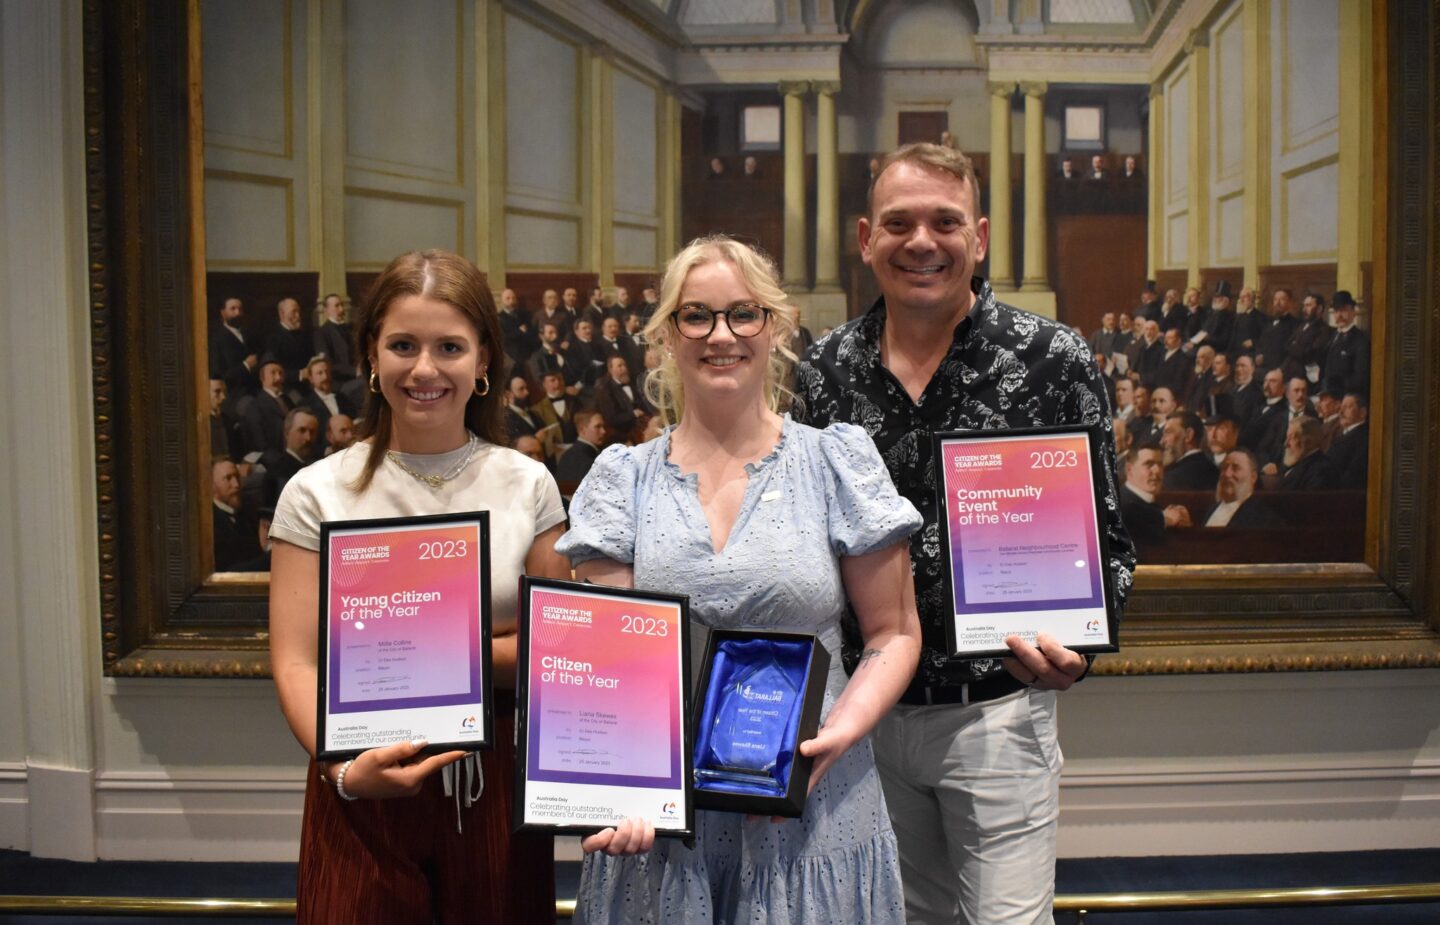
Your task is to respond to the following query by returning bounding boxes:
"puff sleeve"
[555,444,640,565]
[816,423,922,557]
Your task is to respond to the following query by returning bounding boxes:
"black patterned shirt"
[793,277,1136,688]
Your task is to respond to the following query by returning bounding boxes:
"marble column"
[779,81,810,288]
[987,81,1015,289]
[1019,80,1049,292]
[813,81,841,291]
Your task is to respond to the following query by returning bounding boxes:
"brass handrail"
[0,884,1436,917]
[0,896,295,916]
[1054,882,1440,911]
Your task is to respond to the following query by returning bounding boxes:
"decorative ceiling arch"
[850,0,985,68]
[846,0,990,38]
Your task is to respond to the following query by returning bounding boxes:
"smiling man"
[795,143,1135,925]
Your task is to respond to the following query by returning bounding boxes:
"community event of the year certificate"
[936,428,1118,657]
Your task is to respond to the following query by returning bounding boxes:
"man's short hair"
[1224,447,1261,474]
[1292,415,1324,449]
[284,407,318,432]
[1345,392,1369,410]
[1303,291,1326,309]
[573,409,600,429]
[1123,443,1161,468]
[1168,411,1205,449]
[869,142,981,215]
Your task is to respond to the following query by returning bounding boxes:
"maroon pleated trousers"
[295,693,555,923]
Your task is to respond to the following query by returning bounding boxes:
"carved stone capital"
[777,80,812,97]
[811,80,841,96]
[1184,27,1211,54]
[987,80,1017,100]
[1018,80,1048,98]
[1149,81,1165,100]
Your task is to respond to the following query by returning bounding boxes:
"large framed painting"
[88,0,1438,676]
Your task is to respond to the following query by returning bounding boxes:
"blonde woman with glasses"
[557,235,923,924]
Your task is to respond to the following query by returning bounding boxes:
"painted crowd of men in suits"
[1057,151,1144,181]
[207,293,363,570]
[498,284,663,487]
[1092,278,1371,554]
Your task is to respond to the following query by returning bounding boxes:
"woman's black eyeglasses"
[672,302,771,339]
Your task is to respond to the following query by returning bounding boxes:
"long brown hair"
[350,250,507,492]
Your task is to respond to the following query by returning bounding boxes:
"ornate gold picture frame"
[89,0,1439,677]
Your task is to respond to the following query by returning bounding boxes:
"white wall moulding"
[94,772,305,863]
[1057,670,1440,856]
[1,0,100,862]
[27,766,96,862]
[0,763,28,852]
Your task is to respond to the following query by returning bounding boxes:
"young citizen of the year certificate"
[935,427,1119,658]
[514,578,693,839]
[316,512,492,759]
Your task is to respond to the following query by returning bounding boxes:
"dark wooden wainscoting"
[1051,214,1148,333]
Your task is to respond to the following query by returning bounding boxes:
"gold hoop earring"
[474,374,490,397]
[369,370,381,394]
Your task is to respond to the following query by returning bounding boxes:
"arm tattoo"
[857,648,882,665]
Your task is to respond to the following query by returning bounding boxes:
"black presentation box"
[690,628,830,818]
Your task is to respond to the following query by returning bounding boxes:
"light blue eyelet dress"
[556,416,922,925]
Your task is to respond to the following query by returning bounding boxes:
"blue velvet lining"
[693,637,814,797]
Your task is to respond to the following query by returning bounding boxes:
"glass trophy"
[695,653,800,789]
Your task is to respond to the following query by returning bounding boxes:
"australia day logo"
[660,801,677,817]
[1084,619,1102,635]
[460,715,478,733]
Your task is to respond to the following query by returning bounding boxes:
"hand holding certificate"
[934,426,1120,659]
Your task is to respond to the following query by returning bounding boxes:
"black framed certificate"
[934,426,1120,659]
[513,577,694,838]
[315,512,492,760]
